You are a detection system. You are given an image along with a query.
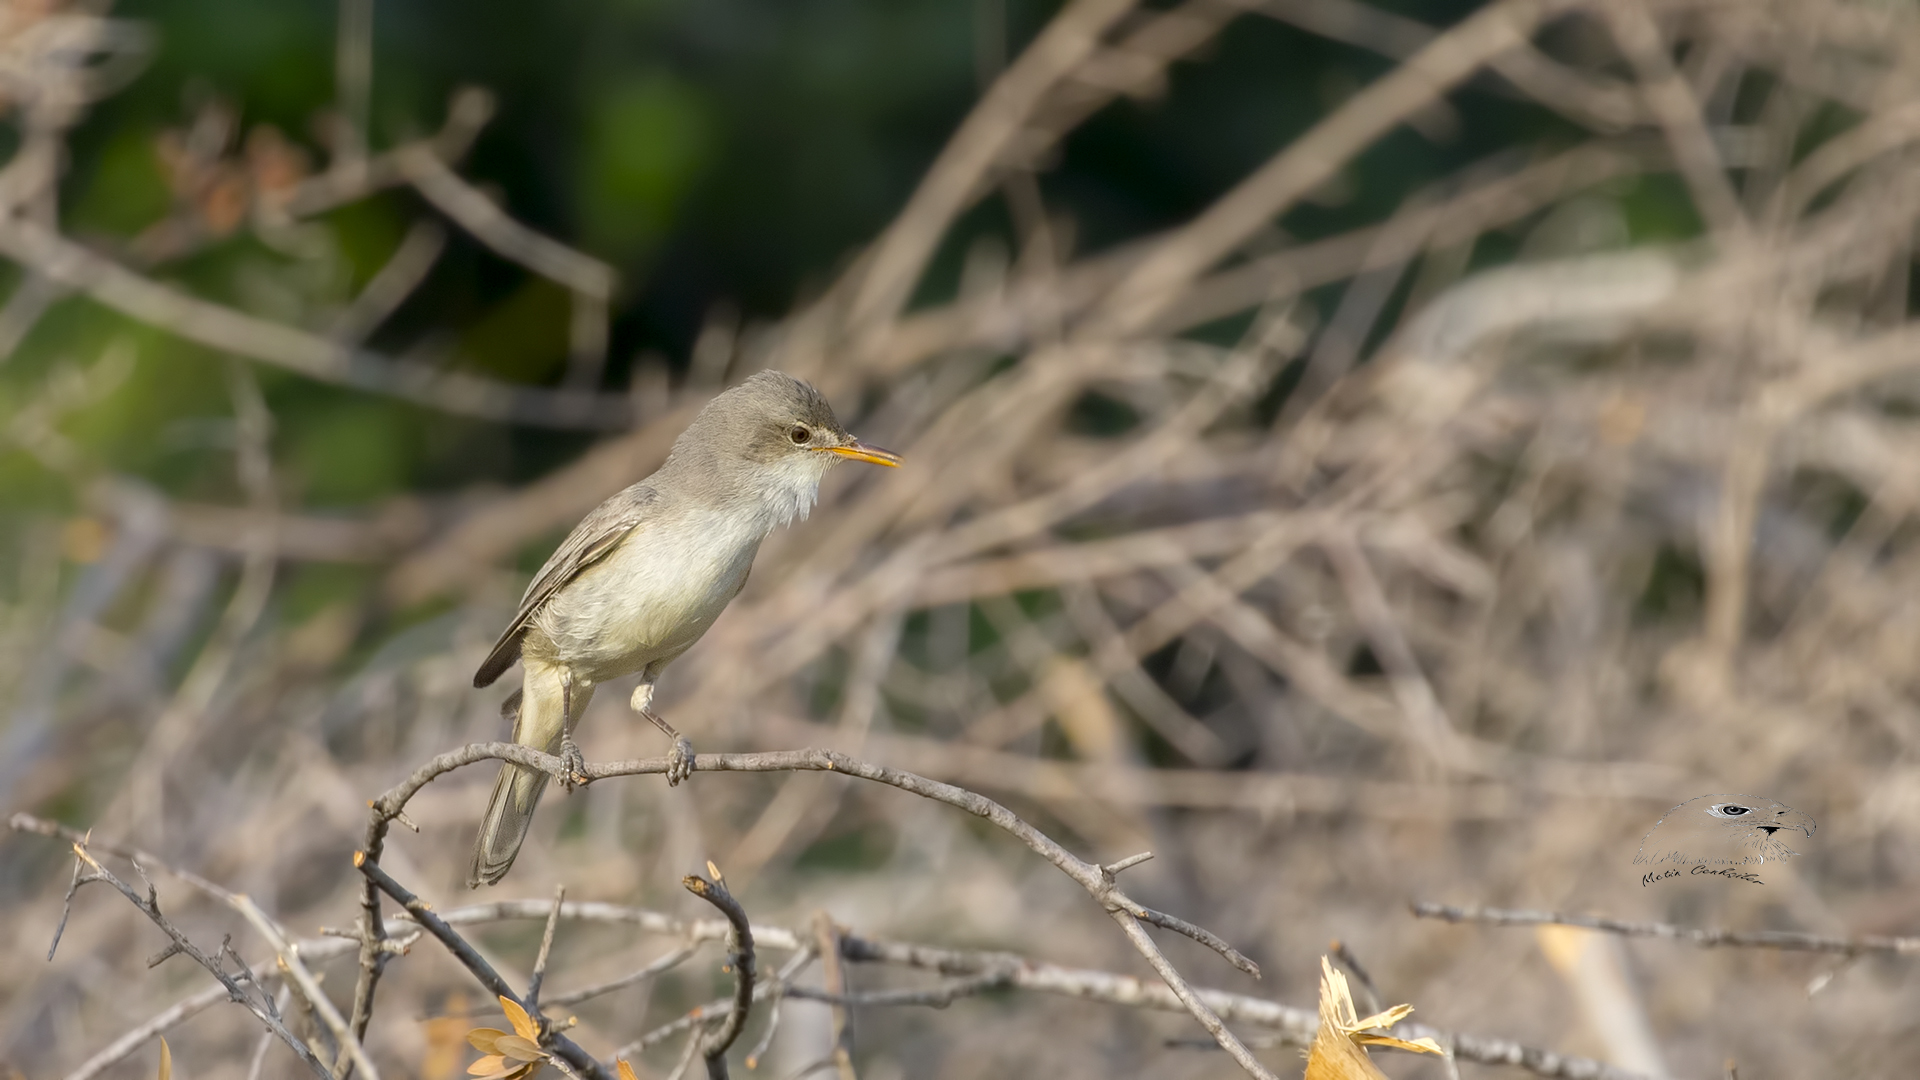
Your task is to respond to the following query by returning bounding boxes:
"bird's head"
[667,370,900,524]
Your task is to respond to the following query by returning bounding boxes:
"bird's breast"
[532,511,764,681]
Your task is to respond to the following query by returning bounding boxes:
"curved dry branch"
[681,870,756,1078]
[361,740,1276,1078]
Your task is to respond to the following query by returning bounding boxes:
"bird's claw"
[559,737,590,792]
[667,736,695,786]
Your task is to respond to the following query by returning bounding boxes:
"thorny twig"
[9,815,371,1080]
[24,831,331,1078]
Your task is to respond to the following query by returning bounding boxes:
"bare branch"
[811,913,858,1080]
[59,982,229,1080]
[35,838,332,1078]
[541,943,700,1010]
[230,893,381,1080]
[847,0,1136,331]
[0,216,633,429]
[1095,0,1573,333]
[353,855,612,1080]
[784,972,1012,1010]
[396,145,615,299]
[526,884,567,1010]
[327,220,445,346]
[610,950,817,1063]
[682,868,756,1078]
[1131,905,1260,980]
[280,86,497,218]
[1604,0,1748,238]
[365,740,1273,1076]
[1413,902,1920,956]
[9,813,372,1080]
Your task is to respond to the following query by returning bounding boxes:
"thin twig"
[1328,939,1382,1018]
[280,86,496,218]
[51,842,331,1078]
[683,866,756,1079]
[0,215,632,429]
[1095,0,1575,333]
[46,828,91,961]
[611,950,818,1063]
[663,1026,704,1080]
[353,855,612,1080]
[784,972,1014,1009]
[1412,901,1920,956]
[847,0,1137,330]
[542,943,700,1010]
[244,986,294,1080]
[230,894,382,1080]
[328,220,445,345]
[812,912,858,1080]
[742,944,815,1070]
[527,884,566,1010]
[395,145,615,299]
[1133,905,1261,979]
[60,981,228,1080]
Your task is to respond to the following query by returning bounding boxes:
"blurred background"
[2,0,1919,1076]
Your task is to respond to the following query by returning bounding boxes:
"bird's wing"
[472,484,659,687]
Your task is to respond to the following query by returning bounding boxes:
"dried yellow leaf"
[1354,1034,1447,1055]
[493,1034,544,1062]
[617,1062,640,1080]
[156,1037,171,1080]
[469,1055,508,1077]
[467,1028,509,1054]
[499,995,540,1041]
[1303,956,1443,1080]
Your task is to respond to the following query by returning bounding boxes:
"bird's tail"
[469,664,585,887]
[470,755,548,887]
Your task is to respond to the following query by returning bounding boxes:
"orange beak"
[823,439,902,467]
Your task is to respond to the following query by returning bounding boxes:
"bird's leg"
[631,682,694,786]
[558,669,588,791]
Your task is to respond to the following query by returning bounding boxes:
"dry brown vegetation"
[6,0,1920,1078]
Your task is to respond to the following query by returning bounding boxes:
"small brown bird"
[469,371,899,886]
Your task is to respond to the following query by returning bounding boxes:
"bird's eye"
[789,424,811,445]
[1714,804,1751,817]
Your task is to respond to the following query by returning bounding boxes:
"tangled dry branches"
[9,0,1920,1077]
